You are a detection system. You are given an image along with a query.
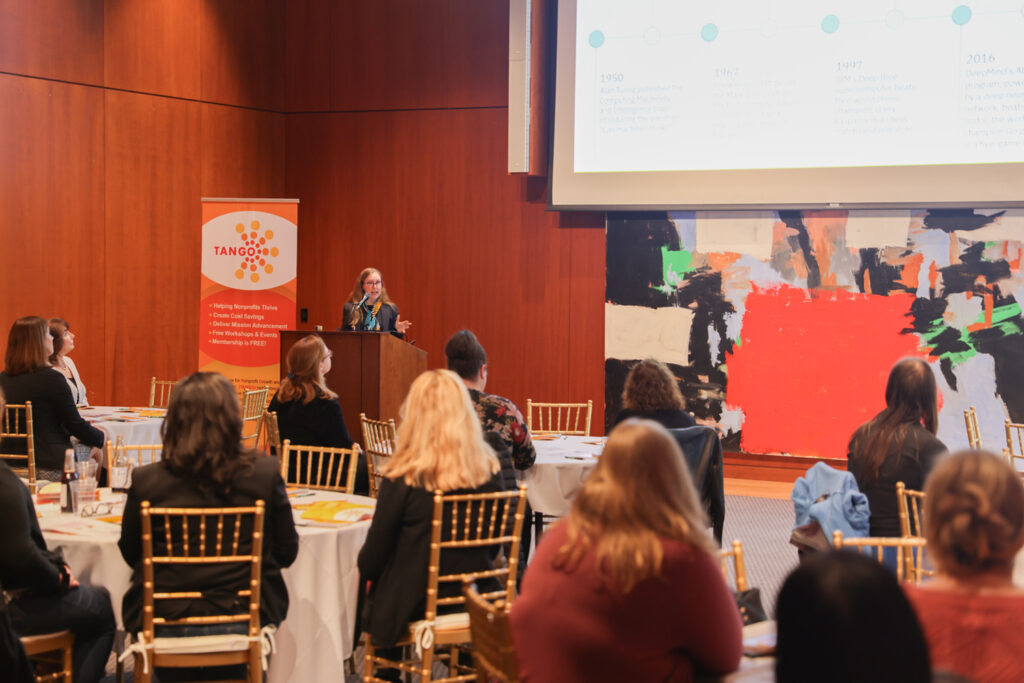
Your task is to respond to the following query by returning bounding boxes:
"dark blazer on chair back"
[670,426,725,545]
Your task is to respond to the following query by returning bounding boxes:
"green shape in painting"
[661,246,694,288]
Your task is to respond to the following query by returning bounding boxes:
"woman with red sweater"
[510,418,742,682]
[904,449,1024,683]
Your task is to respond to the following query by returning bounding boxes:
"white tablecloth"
[79,406,165,446]
[517,435,604,516]
[40,487,373,683]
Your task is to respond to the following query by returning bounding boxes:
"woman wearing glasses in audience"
[342,267,411,338]
[511,419,742,682]
[48,318,88,407]
[118,372,299,681]
[846,357,946,539]
[0,386,116,683]
[904,450,1024,683]
[0,316,105,479]
[268,334,366,493]
[357,370,504,681]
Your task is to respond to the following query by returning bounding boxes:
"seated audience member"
[118,372,298,680]
[847,357,946,537]
[0,316,104,479]
[775,550,931,683]
[268,334,366,493]
[904,450,1024,683]
[612,358,696,430]
[48,318,88,407]
[357,370,504,677]
[0,385,116,683]
[444,329,535,470]
[510,419,742,682]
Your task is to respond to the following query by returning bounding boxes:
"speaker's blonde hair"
[386,369,499,491]
[554,419,716,593]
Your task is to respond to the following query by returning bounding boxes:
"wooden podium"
[278,330,427,430]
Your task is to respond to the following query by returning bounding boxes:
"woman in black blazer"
[357,370,504,656]
[268,334,367,493]
[341,266,412,338]
[118,372,298,680]
[0,316,104,478]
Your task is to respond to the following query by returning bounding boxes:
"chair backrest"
[525,399,592,436]
[0,402,36,489]
[719,539,749,592]
[240,388,269,449]
[140,501,265,640]
[360,413,397,498]
[105,439,163,473]
[262,411,281,456]
[19,629,73,683]
[1004,420,1024,470]
[425,487,527,622]
[895,481,925,538]
[280,439,359,492]
[964,406,981,449]
[463,580,520,683]
[670,426,725,544]
[149,377,177,409]
[832,531,930,583]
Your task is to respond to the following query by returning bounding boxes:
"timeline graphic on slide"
[574,0,1024,173]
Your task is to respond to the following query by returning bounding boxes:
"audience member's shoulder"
[249,452,281,477]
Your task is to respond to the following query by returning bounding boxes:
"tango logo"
[212,221,281,284]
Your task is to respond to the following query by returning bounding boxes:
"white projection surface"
[551,0,1024,209]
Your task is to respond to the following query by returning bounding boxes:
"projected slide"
[575,0,1024,172]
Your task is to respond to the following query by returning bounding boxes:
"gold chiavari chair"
[364,486,527,683]
[262,411,281,456]
[240,388,268,450]
[105,438,163,473]
[964,405,981,449]
[1,401,37,491]
[148,378,177,409]
[280,440,358,493]
[360,413,397,498]
[126,501,267,683]
[832,531,929,584]
[895,481,933,581]
[525,399,592,436]
[1004,420,1024,471]
[21,630,74,683]
[719,539,749,592]
[463,579,520,683]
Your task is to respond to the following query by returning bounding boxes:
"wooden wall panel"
[200,0,285,110]
[284,0,333,112]
[103,91,202,405]
[442,0,508,108]
[0,0,104,84]
[0,75,107,399]
[201,106,286,198]
[104,0,201,99]
[285,107,606,426]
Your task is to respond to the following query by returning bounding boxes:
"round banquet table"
[79,406,165,446]
[517,435,604,517]
[39,486,373,682]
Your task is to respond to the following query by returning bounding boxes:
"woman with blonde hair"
[511,419,742,682]
[613,358,696,429]
[905,449,1024,682]
[357,369,503,652]
[342,267,411,338]
[268,334,364,492]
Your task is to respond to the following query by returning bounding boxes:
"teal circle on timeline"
[701,23,719,42]
[821,14,840,34]
[952,5,972,25]
[588,30,605,48]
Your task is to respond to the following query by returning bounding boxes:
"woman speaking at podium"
[342,267,412,339]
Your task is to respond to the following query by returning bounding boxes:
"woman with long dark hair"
[118,372,298,675]
[48,318,88,407]
[511,419,742,682]
[0,316,104,478]
[846,357,946,537]
[341,267,411,338]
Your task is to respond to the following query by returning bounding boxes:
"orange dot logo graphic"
[233,220,278,282]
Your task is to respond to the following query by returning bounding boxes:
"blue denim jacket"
[792,462,870,541]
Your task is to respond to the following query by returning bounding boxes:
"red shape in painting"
[725,285,924,459]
